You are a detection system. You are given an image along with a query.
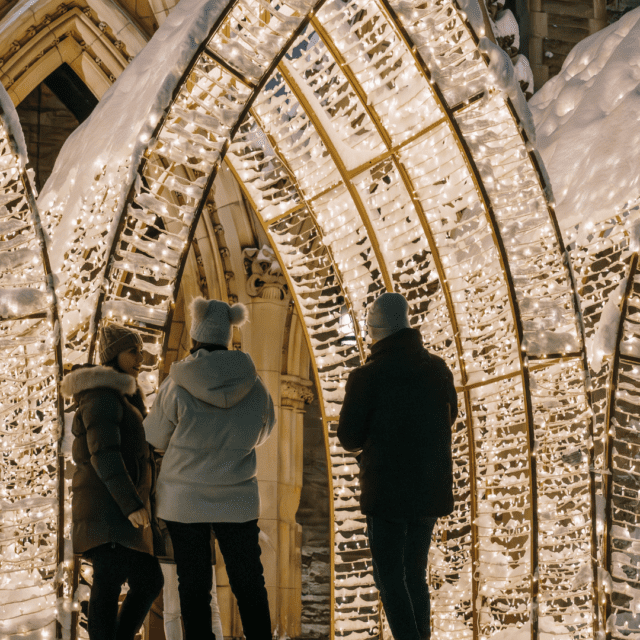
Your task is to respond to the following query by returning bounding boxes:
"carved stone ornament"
[281,375,314,406]
[243,245,287,300]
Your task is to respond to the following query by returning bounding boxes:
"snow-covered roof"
[529,7,640,231]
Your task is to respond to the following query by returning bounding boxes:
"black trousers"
[85,543,164,640]
[366,515,439,640]
[165,519,271,640]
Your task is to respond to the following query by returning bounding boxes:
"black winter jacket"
[337,328,459,520]
[61,365,154,556]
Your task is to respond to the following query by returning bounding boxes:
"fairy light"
[1,0,634,638]
[0,96,63,637]
[226,0,609,638]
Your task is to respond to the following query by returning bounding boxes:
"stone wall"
[296,386,331,640]
[608,0,640,22]
[16,84,78,192]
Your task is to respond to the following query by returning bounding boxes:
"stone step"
[544,40,576,57]
[542,0,594,17]
[546,22,591,43]
[546,12,590,28]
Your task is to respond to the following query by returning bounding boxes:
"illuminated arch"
[0,89,63,637]
[605,249,640,636]
[565,203,640,640]
[37,0,606,639]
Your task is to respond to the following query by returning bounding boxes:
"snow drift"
[529,7,640,231]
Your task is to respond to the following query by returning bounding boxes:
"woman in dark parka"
[61,323,163,640]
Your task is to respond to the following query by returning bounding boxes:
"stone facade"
[296,389,331,640]
[16,84,79,191]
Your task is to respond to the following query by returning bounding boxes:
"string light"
[0,96,63,637]
[2,0,635,638]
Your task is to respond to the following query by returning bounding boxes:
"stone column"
[278,375,314,636]
[238,245,313,637]
[528,0,549,90]
[242,294,288,632]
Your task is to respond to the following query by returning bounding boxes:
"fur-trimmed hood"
[61,365,136,398]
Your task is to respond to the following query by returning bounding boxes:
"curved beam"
[224,155,346,637]
[382,0,595,638]
[88,0,328,363]
[377,1,538,636]
[277,62,393,292]
[230,119,366,363]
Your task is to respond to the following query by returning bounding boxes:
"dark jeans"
[85,543,164,640]
[165,519,271,640]
[366,515,438,640]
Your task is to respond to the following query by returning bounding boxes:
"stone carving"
[0,3,133,88]
[243,245,287,300]
[281,375,314,407]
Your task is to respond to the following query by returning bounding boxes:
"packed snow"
[0,83,28,164]
[529,7,640,231]
[478,36,535,140]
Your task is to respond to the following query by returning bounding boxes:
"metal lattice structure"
[19,0,640,638]
[0,93,64,637]
[565,203,640,640]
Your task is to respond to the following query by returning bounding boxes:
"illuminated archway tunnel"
[2,0,638,637]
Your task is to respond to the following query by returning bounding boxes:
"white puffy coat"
[143,348,275,523]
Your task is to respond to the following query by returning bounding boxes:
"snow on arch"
[36,0,603,638]
[0,85,64,638]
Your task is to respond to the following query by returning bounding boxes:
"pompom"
[229,303,248,326]
[190,297,209,324]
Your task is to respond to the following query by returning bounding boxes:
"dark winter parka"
[61,365,154,556]
[337,328,459,520]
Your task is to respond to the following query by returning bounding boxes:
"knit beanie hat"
[99,323,143,365]
[190,297,248,346]
[367,293,411,342]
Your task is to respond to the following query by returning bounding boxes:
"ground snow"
[529,7,640,231]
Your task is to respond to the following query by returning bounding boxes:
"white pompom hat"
[190,297,248,346]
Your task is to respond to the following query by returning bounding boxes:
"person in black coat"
[337,293,458,640]
[61,324,163,640]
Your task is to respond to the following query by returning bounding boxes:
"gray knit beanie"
[367,293,411,341]
[99,323,143,365]
[190,297,248,346]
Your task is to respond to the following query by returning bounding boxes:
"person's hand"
[128,508,150,529]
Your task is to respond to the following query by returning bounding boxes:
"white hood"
[169,349,258,409]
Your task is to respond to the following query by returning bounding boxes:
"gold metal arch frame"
[28,0,609,638]
[0,90,64,638]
